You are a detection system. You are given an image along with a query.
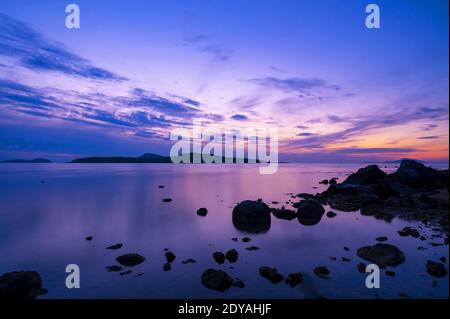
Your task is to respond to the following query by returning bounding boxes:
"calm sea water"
[0,163,448,299]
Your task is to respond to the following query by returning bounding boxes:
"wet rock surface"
[259,266,284,283]
[201,269,233,292]
[106,243,123,250]
[225,249,239,263]
[116,253,146,267]
[357,244,405,266]
[296,199,325,225]
[197,208,208,216]
[313,266,330,279]
[285,272,303,287]
[232,200,271,233]
[0,271,47,299]
[426,260,448,277]
[213,252,225,264]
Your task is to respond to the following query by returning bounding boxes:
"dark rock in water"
[259,267,284,283]
[85,236,93,241]
[323,183,359,196]
[120,270,132,276]
[426,260,448,277]
[313,266,330,279]
[106,265,123,272]
[232,238,238,242]
[296,193,315,199]
[385,270,396,277]
[319,179,329,185]
[232,200,271,233]
[182,259,197,264]
[197,207,208,216]
[439,256,446,263]
[329,179,337,185]
[344,247,350,251]
[357,263,366,273]
[343,165,387,185]
[213,252,226,264]
[242,237,251,243]
[106,243,123,250]
[165,251,176,263]
[396,160,447,188]
[271,208,297,220]
[225,249,239,263]
[158,185,164,188]
[342,257,351,262]
[201,269,233,292]
[162,198,172,202]
[357,244,405,266]
[376,236,388,242]
[163,262,171,272]
[271,201,279,204]
[135,273,144,277]
[116,253,146,267]
[0,271,47,299]
[296,199,325,226]
[397,227,420,238]
[285,273,303,287]
[329,256,337,261]
[246,246,260,251]
[231,278,245,288]
[326,211,337,218]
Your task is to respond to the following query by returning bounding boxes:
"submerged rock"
[426,260,448,277]
[213,252,225,264]
[85,236,93,241]
[0,271,47,299]
[357,263,366,273]
[181,259,197,264]
[313,266,330,279]
[376,236,388,242]
[197,207,208,216]
[242,237,251,243]
[397,227,420,238]
[201,269,233,292]
[116,253,146,267]
[285,272,303,287]
[225,249,239,263]
[163,262,171,272]
[357,244,405,267]
[165,251,176,263]
[246,246,260,251]
[162,198,172,202]
[232,200,271,233]
[259,267,284,283]
[271,208,297,220]
[106,265,123,272]
[106,243,123,250]
[297,199,325,226]
[326,211,337,218]
[231,278,245,288]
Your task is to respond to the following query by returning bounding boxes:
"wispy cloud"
[0,14,126,82]
[183,34,232,62]
[230,114,249,121]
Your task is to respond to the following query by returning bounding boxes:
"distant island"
[70,153,260,164]
[0,158,52,163]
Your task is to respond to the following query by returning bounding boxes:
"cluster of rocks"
[0,271,48,299]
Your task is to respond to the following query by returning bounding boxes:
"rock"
[271,201,279,204]
[271,208,297,220]
[231,237,238,242]
[357,244,405,266]
[231,278,245,288]
[376,236,388,242]
[245,246,260,251]
[242,237,251,243]
[201,269,233,292]
[213,252,225,264]
[343,165,387,185]
[326,211,337,218]
[329,179,337,185]
[313,266,330,279]
[285,273,303,287]
[296,199,325,226]
[158,185,164,188]
[120,270,131,276]
[162,198,172,202]
[163,262,171,272]
[106,243,123,250]
[385,270,396,277]
[397,227,420,238]
[182,259,197,264]
[344,247,350,251]
[106,265,123,272]
[225,249,238,263]
[329,256,337,261]
[323,183,359,196]
[319,179,329,185]
[259,267,284,283]
[439,256,446,263]
[165,251,176,263]
[296,193,315,199]
[85,236,93,241]
[426,260,448,277]
[116,253,146,267]
[0,271,47,299]
[396,160,444,187]
[197,208,208,216]
[357,263,366,273]
[232,200,271,233]
[342,257,351,262]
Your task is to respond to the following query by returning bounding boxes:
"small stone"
[342,257,351,262]
[245,246,260,251]
[106,243,123,250]
[225,249,239,263]
[162,198,172,202]
[344,247,350,251]
[165,251,176,263]
[357,263,366,273]
[376,237,388,242]
[85,236,93,241]
[213,252,225,264]
[106,265,123,272]
[231,278,245,288]
[385,270,396,277]
[426,260,448,277]
[158,185,164,188]
[197,208,208,216]
[242,237,251,243]
[285,273,303,287]
[120,270,131,276]
[329,256,337,261]
[259,267,284,283]
[231,238,238,242]
[116,253,146,267]
[181,259,197,264]
[326,211,337,218]
[314,266,330,279]
[201,269,233,292]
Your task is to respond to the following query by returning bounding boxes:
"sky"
[0,0,448,162]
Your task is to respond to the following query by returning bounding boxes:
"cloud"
[183,34,232,62]
[332,147,419,154]
[249,76,341,96]
[418,135,441,140]
[230,114,249,121]
[0,13,126,82]
[296,125,309,130]
[297,132,317,137]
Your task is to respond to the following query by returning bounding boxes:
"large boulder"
[0,271,47,299]
[395,160,448,188]
[296,199,325,226]
[426,260,448,277]
[357,243,405,266]
[322,183,359,196]
[343,165,387,185]
[201,269,233,292]
[232,200,271,233]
